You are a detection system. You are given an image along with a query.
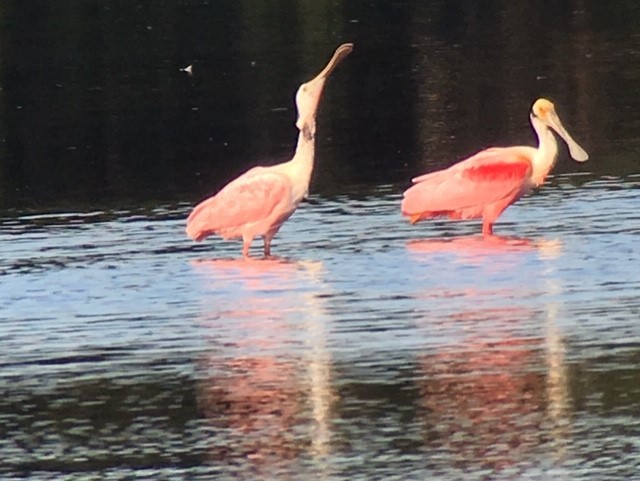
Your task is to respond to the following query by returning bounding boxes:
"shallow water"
[1,175,640,480]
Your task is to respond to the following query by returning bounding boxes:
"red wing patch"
[463,158,531,182]
[401,149,533,224]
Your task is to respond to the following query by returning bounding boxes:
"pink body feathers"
[185,43,353,257]
[402,148,533,236]
[402,98,589,236]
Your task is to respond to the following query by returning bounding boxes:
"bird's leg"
[242,235,253,258]
[482,221,494,237]
[263,234,273,258]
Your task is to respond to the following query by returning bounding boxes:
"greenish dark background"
[1,0,638,210]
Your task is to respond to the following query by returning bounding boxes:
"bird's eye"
[532,107,546,119]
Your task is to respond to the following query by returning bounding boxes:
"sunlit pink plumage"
[402,98,589,236]
[186,44,353,257]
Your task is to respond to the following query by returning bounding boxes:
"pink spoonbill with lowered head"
[401,98,589,236]
[186,43,353,257]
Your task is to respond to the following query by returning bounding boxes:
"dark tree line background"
[0,0,638,210]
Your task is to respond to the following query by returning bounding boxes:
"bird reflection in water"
[407,235,562,259]
[191,258,334,475]
[418,312,547,471]
[411,239,571,473]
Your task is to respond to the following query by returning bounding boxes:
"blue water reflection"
[1,179,640,478]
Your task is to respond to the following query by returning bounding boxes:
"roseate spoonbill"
[186,43,353,257]
[401,98,589,236]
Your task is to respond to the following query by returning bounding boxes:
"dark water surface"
[2,1,640,480]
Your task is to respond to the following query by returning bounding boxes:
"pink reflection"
[409,235,531,251]
[415,292,569,472]
[191,257,299,277]
[192,256,298,271]
[193,258,332,474]
[407,235,562,261]
[192,257,301,289]
[419,335,546,471]
[198,354,304,467]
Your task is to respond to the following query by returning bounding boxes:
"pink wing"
[186,168,292,242]
[401,148,532,221]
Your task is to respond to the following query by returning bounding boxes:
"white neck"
[280,130,316,203]
[531,116,559,187]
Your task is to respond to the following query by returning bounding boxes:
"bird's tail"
[185,200,214,242]
[401,183,426,223]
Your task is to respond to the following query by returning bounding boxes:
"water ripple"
[1,180,639,479]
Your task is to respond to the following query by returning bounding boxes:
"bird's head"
[530,98,589,162]
[295,43,353,141]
